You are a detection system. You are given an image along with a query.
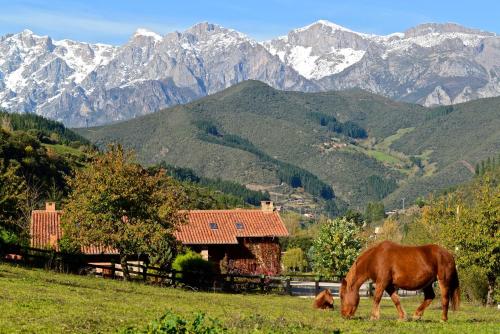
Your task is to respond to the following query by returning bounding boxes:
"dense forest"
[151,163,271,207]
[194,119,336,202]
[308,111,367,139]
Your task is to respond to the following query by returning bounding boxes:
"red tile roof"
[174,209,289,245]
[31,207,289,251]
[30,210,117,255]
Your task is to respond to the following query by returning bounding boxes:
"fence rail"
[1,244,418,297]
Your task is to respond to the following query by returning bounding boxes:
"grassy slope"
[77,81,500,210]
[78,81,424,208]
[1,264,499,334]
[384,97,500,208]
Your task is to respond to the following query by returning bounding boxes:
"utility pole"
[402,197,406,211]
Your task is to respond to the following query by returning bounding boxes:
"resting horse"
[313,289,334,309]
[340,241,460,321]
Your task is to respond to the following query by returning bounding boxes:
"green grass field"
[1,264,498,333]
[42,143,86,158]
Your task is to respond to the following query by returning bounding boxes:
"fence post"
[142,264,148,282]
[111,260,116,279]
[171,269,176,286]
[315,276,320,296]
[260,275,265,293]
[285,277,291,295]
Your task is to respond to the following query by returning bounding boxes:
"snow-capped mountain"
[264,21,499,106]
[0,30,117,116]
[1,21,500,126]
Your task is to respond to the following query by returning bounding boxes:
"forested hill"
[0,111,276,244]
[77,80,500,212]
[0,110,90,145]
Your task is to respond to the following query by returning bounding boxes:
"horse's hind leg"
[438,280,450,321]
[413,285,435,320]
[386,285,406,320]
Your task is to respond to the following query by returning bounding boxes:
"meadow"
[0,263,498,333]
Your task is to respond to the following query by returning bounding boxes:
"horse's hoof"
[397,316,408,322]
[412,315,422,321]
[370,316,379,321]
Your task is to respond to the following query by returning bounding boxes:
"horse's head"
[340,278,359,318]
[322,289,334,305]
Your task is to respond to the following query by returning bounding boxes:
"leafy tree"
[343,209,365,226]
[62,145,187,280]
[420,169,500,305]
[283,248,308,272]
[311,217,362,278]
[364,201,385,223]
[0,160,27,238]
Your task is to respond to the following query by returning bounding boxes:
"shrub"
[121,311,226,334]
[311,217,362,278]
[460,266,490,305]
[283,248,307,272]
[172,250,215,287]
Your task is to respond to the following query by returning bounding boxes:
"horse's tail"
[449,267,460,311]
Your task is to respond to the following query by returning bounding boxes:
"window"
[209,222,218,230]
[235,222,244,230]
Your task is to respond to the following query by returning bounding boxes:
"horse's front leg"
[386,285,406,320]
[370,282,386,320]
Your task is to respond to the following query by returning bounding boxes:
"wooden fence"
[1,244,347,296]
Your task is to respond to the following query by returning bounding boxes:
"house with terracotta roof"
[30,201,288,275]
[174,201,289,275]
[30,202,118,261]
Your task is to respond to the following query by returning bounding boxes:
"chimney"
[45,202,56,212]
[261,201,274,212]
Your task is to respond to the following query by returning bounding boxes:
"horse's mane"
[345,242,382,289]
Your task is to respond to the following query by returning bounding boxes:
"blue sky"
[0,0,499,44]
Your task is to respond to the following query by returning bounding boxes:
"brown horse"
[313,289,334,309]
[340,241,460,321]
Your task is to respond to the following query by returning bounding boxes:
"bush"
[311,217,362,278]
[460,266,490,305]
[121,311,226,334]
[172,250,215,287]
[283,248,307,272]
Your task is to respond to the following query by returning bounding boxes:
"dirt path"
[460,160,476,174]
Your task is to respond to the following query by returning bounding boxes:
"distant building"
[30,201,288,275]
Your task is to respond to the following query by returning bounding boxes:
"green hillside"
[0,110,91,146]
[77,80,500,211]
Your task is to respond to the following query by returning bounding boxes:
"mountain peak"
[294,20,356,34]
[133,28,163,42]
[21,29,34,35]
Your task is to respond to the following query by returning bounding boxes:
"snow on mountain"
[0,29,117,112]
[133,28,163,42]
[1,20,500,125]
[262,20,371,79]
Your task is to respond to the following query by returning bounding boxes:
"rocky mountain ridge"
[1,21,499,126]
